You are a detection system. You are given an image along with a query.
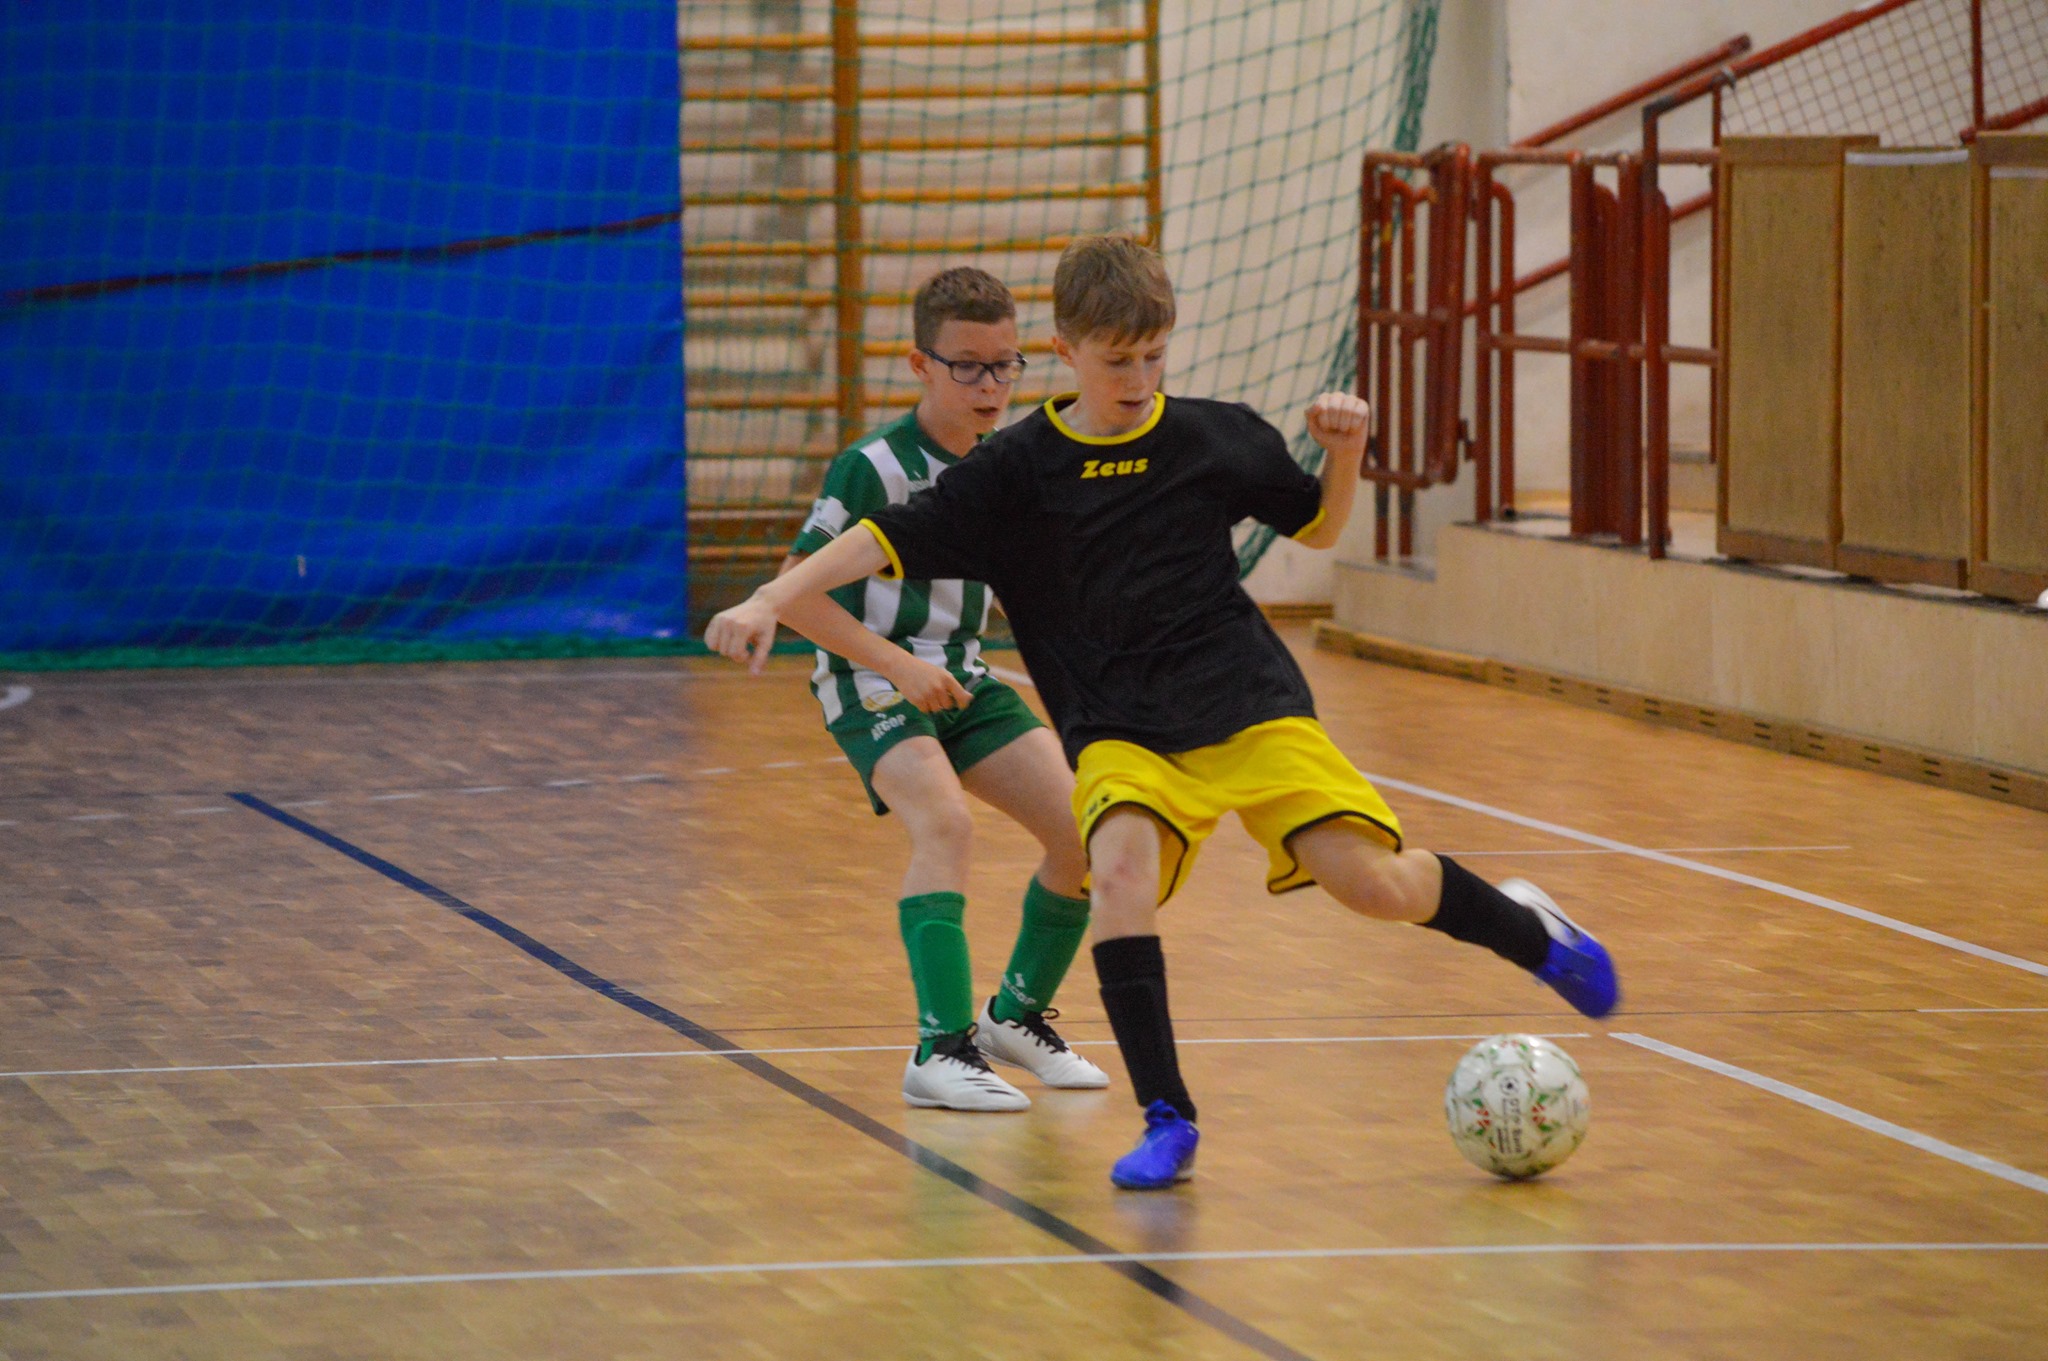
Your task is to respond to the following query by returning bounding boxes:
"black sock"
[1423,855,1552,972]
[1093,935,1197,1124]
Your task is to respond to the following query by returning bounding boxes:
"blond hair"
[1052,234,1176,343]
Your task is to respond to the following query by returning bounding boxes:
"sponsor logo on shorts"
[861,689,904,712]
[1080,457,1148,480]
[870,713,908,741]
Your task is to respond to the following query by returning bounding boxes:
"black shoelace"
[1007,1007,1072,1053]
[930,1026,998,1072]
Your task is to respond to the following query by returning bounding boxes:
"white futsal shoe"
[901,1029,1031,1111]
[974,999,1112,1089]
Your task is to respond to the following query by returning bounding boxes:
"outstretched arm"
[703,525,971,711]
[1294,391,1370,550]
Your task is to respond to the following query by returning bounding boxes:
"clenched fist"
[1305,392,1370,459]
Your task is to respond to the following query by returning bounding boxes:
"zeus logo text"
[1080,458,1148,479]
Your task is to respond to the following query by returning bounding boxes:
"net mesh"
[2,4,687,671]
[1722,0,2048,145]
[682,0,1440,620]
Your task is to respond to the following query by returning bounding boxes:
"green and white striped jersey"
[790,410,994,723]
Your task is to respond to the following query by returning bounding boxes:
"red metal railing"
[1357,144,1468,560]
[1359,0,2042,565]
[1359,39,1749,559]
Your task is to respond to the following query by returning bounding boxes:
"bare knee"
[1293,824,1438,923]
[1333,856,1413,919]
[1089,850,1153,911]
[901,791,974,862]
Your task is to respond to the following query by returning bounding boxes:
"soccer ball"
[1444,1034,1590,1179]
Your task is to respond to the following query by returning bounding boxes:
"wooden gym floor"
[3,627,2046,1360]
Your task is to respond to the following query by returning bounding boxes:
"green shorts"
[827,676,1045,815]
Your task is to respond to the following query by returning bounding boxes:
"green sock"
[899,892,975,1061]
[991,879,1092,1024]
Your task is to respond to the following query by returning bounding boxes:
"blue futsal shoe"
[1110,1100,1200,1190]
[1500,878,1620,1019]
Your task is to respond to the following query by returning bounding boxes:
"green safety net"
[8,1,1439,671]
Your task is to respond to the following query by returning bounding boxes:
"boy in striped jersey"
[782,267,1107,1111]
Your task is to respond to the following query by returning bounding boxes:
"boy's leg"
[872,736,974,899]
[958,725,1088,899]
[956,729,1108,1088]
[1089,808,1200,1188]
[1289,822,1619,1018]
[870,739,1028,1111]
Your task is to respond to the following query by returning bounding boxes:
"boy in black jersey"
[707,234,1619,1190]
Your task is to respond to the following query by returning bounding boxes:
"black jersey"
[863,392,1327,764]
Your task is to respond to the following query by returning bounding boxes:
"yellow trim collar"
[859,518,907,580]
[1045,392,1165,445]
[1288,506,1329,542]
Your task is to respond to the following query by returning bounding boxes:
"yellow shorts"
[1072,716,1403,904]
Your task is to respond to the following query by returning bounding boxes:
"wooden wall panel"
[1837,149,1973,586]
[1973,134,2048,602]
[1717,137,1876,567]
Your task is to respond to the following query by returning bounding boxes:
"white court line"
[0,684,31,711]
[4,1240,2043,1304]
[0,1032,1585,1082]
[1366,773,2048,981]
[1441,846,1851,857]
[1614,1032,2048,1196]
[994,662,2047,977]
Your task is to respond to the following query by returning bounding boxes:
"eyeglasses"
[919,348,1028,385]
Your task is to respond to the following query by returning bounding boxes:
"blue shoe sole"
[1536,935,1619,1018]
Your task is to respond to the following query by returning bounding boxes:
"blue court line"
[223,792,1315,1361]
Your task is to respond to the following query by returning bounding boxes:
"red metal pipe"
[1516,35,1752,148]
[1982,91,2048,133]
[1430,146,1471,488]
[1471,165,1496,523]
[1971,0,1985,133]
[1613,154,1643,547]
[1568,159,1594,537]
[1645,187,1671,559]
[1646,0,1921,123]
[1375,172,1396,559]
[1496,182,1518,516]
[1397,180,1422,558]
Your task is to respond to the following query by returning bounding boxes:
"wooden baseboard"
[1718,527,1836,570]
[1969,559,2048,604]
[1834,544,1967,588]
[1312,621,2048,815]
[1259,602,1335,622]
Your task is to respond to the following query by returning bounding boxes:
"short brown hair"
[911,267,1016,349]
[1053,234,1175,343]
